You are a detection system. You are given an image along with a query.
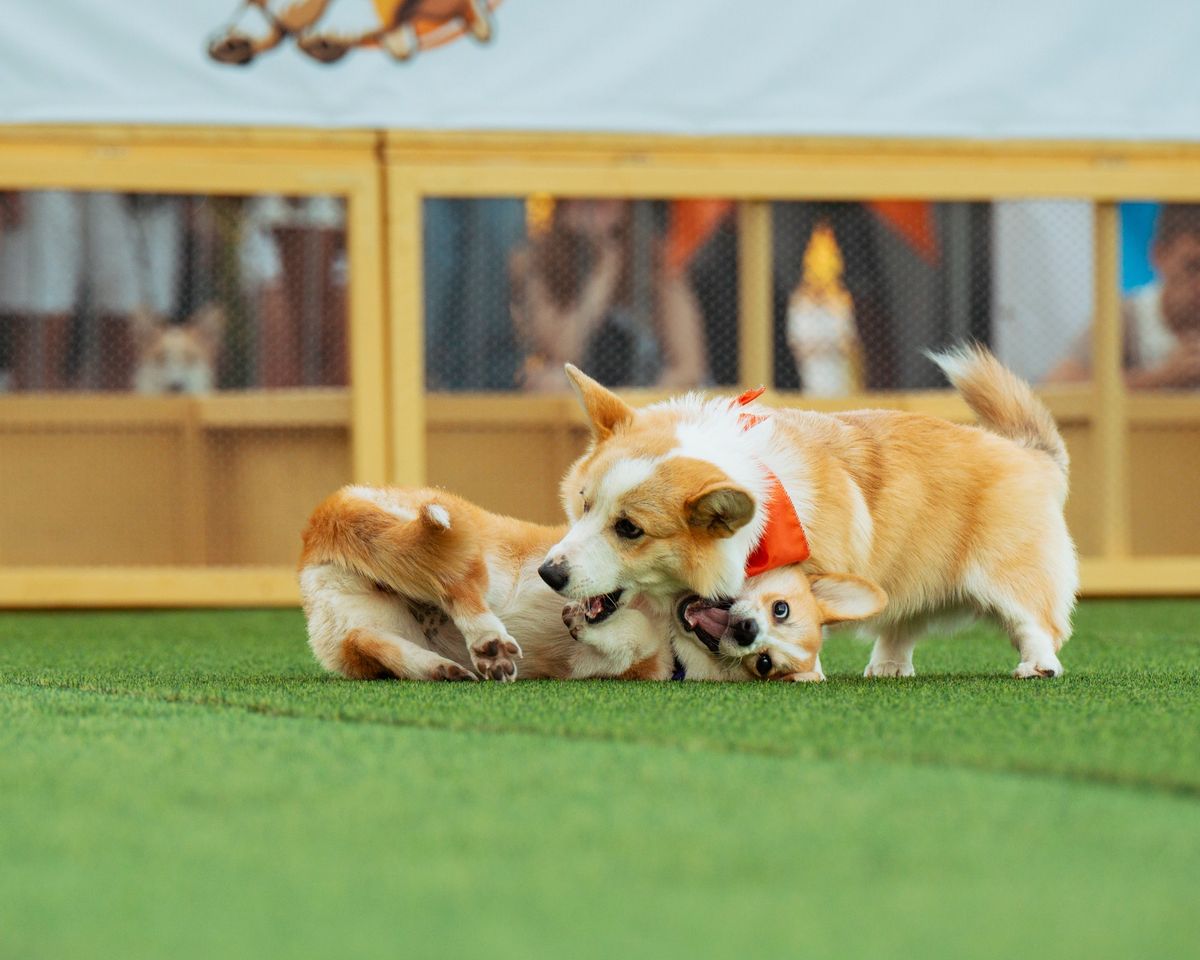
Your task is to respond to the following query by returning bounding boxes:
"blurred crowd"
[0,191,347,393]
[2,191,1198,394]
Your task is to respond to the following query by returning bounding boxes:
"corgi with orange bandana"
[538,346,1076,679]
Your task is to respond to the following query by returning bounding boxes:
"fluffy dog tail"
[928,344,1069,478]
[299,485,465,596]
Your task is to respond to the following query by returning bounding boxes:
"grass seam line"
[7,676,1200,802]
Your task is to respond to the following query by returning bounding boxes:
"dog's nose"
[538,559,570,593]
[732,618,759,647]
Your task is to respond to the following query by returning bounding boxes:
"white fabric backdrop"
[1,0,1198,138]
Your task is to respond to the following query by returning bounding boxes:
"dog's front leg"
[444,594,523,681]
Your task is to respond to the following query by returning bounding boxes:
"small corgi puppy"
[132,303,224,394]
[538,346,1076,680]
[299,485,673,682]
[673,566,887,682]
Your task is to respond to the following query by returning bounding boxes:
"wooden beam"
[0,568,300,608]
[737,201,774,388]
[385,168,428,485]
[1093,202,1130,557]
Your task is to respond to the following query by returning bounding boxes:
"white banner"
[2,0,1198,139]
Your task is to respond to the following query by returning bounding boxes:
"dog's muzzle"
[538,559,570,593]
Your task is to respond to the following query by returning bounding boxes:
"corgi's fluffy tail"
[299,485,462,594]
[928,344,1069,478]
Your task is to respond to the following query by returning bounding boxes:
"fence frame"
[0,126,387,605]
[2,126,1200,603]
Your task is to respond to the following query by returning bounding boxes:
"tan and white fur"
[539,346,1077,679]
[674,566,888,682]
[132,303,224,394]
[299,485,676,681]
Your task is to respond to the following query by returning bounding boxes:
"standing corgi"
[538,347,1076,679]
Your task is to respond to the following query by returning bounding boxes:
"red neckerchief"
[730,387,811,576]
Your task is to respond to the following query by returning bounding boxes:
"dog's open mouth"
[677,595,733,652]
[583,589,624,625]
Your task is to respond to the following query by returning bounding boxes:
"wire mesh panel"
[423,196,739,391]
[0,192,348,393]
[0,189,354,568]
[1119,202,1200,555]
[772,201,983,391]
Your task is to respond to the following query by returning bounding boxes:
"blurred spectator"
[0,191,184,391]
[1047,203,1200,389]
[424,198,526,390]
[510,198,707,391]
[0,192,77,390]
[0,190,21,388]
[88,193,185,390]
[239,195,347,387]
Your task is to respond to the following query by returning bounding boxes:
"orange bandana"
[730,387,811,577]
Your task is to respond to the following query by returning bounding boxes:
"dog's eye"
[614,518,643,540]
[772,601,790,621]
[755,652,773,677]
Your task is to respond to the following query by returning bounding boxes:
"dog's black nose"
[732,618,758,647]
[538,559,570,593]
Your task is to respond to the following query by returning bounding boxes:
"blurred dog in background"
[131,303,225,394]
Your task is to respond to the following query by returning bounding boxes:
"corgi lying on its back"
[299,485,674,682]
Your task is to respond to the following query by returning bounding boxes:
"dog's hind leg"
[341,628,475,681]
[301,564,476,681]
[976,571,1070,679]
[864,624,918,678]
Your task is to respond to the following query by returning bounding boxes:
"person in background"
[239,195,347,388]
[1048,203,1200,389]
[424,198,526,390]
[88,193,185,390]
[510,198,707,391]
[0,192,78,390]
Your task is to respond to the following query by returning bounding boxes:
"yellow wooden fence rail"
[1,127,1199,604]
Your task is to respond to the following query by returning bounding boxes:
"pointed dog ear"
[686,483,755,538]
[130,306,163,351]
[188,303,226,353]
[809,574,887,624]
[565,364,634,441]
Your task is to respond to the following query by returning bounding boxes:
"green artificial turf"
[2,601,1198,959]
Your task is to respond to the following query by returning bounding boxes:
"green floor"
[2,601,1198,959]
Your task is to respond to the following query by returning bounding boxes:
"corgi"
[131,303,224,394]
[298,485,673,681]
[538,346,1077,679]
[674,566,887,682]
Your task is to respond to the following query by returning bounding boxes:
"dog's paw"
[469,633,523,681]
[296,33,353,63]
[1012,656,1064,679]
[562,602,587,641]
[864,660,915,679]
[778,670,825,683]
[381,24,418,60]
[208,33,257,65]
[428,660,478,682]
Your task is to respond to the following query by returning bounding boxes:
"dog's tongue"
[685,600,731,639]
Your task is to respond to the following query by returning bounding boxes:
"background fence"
[1,127,1198,605]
